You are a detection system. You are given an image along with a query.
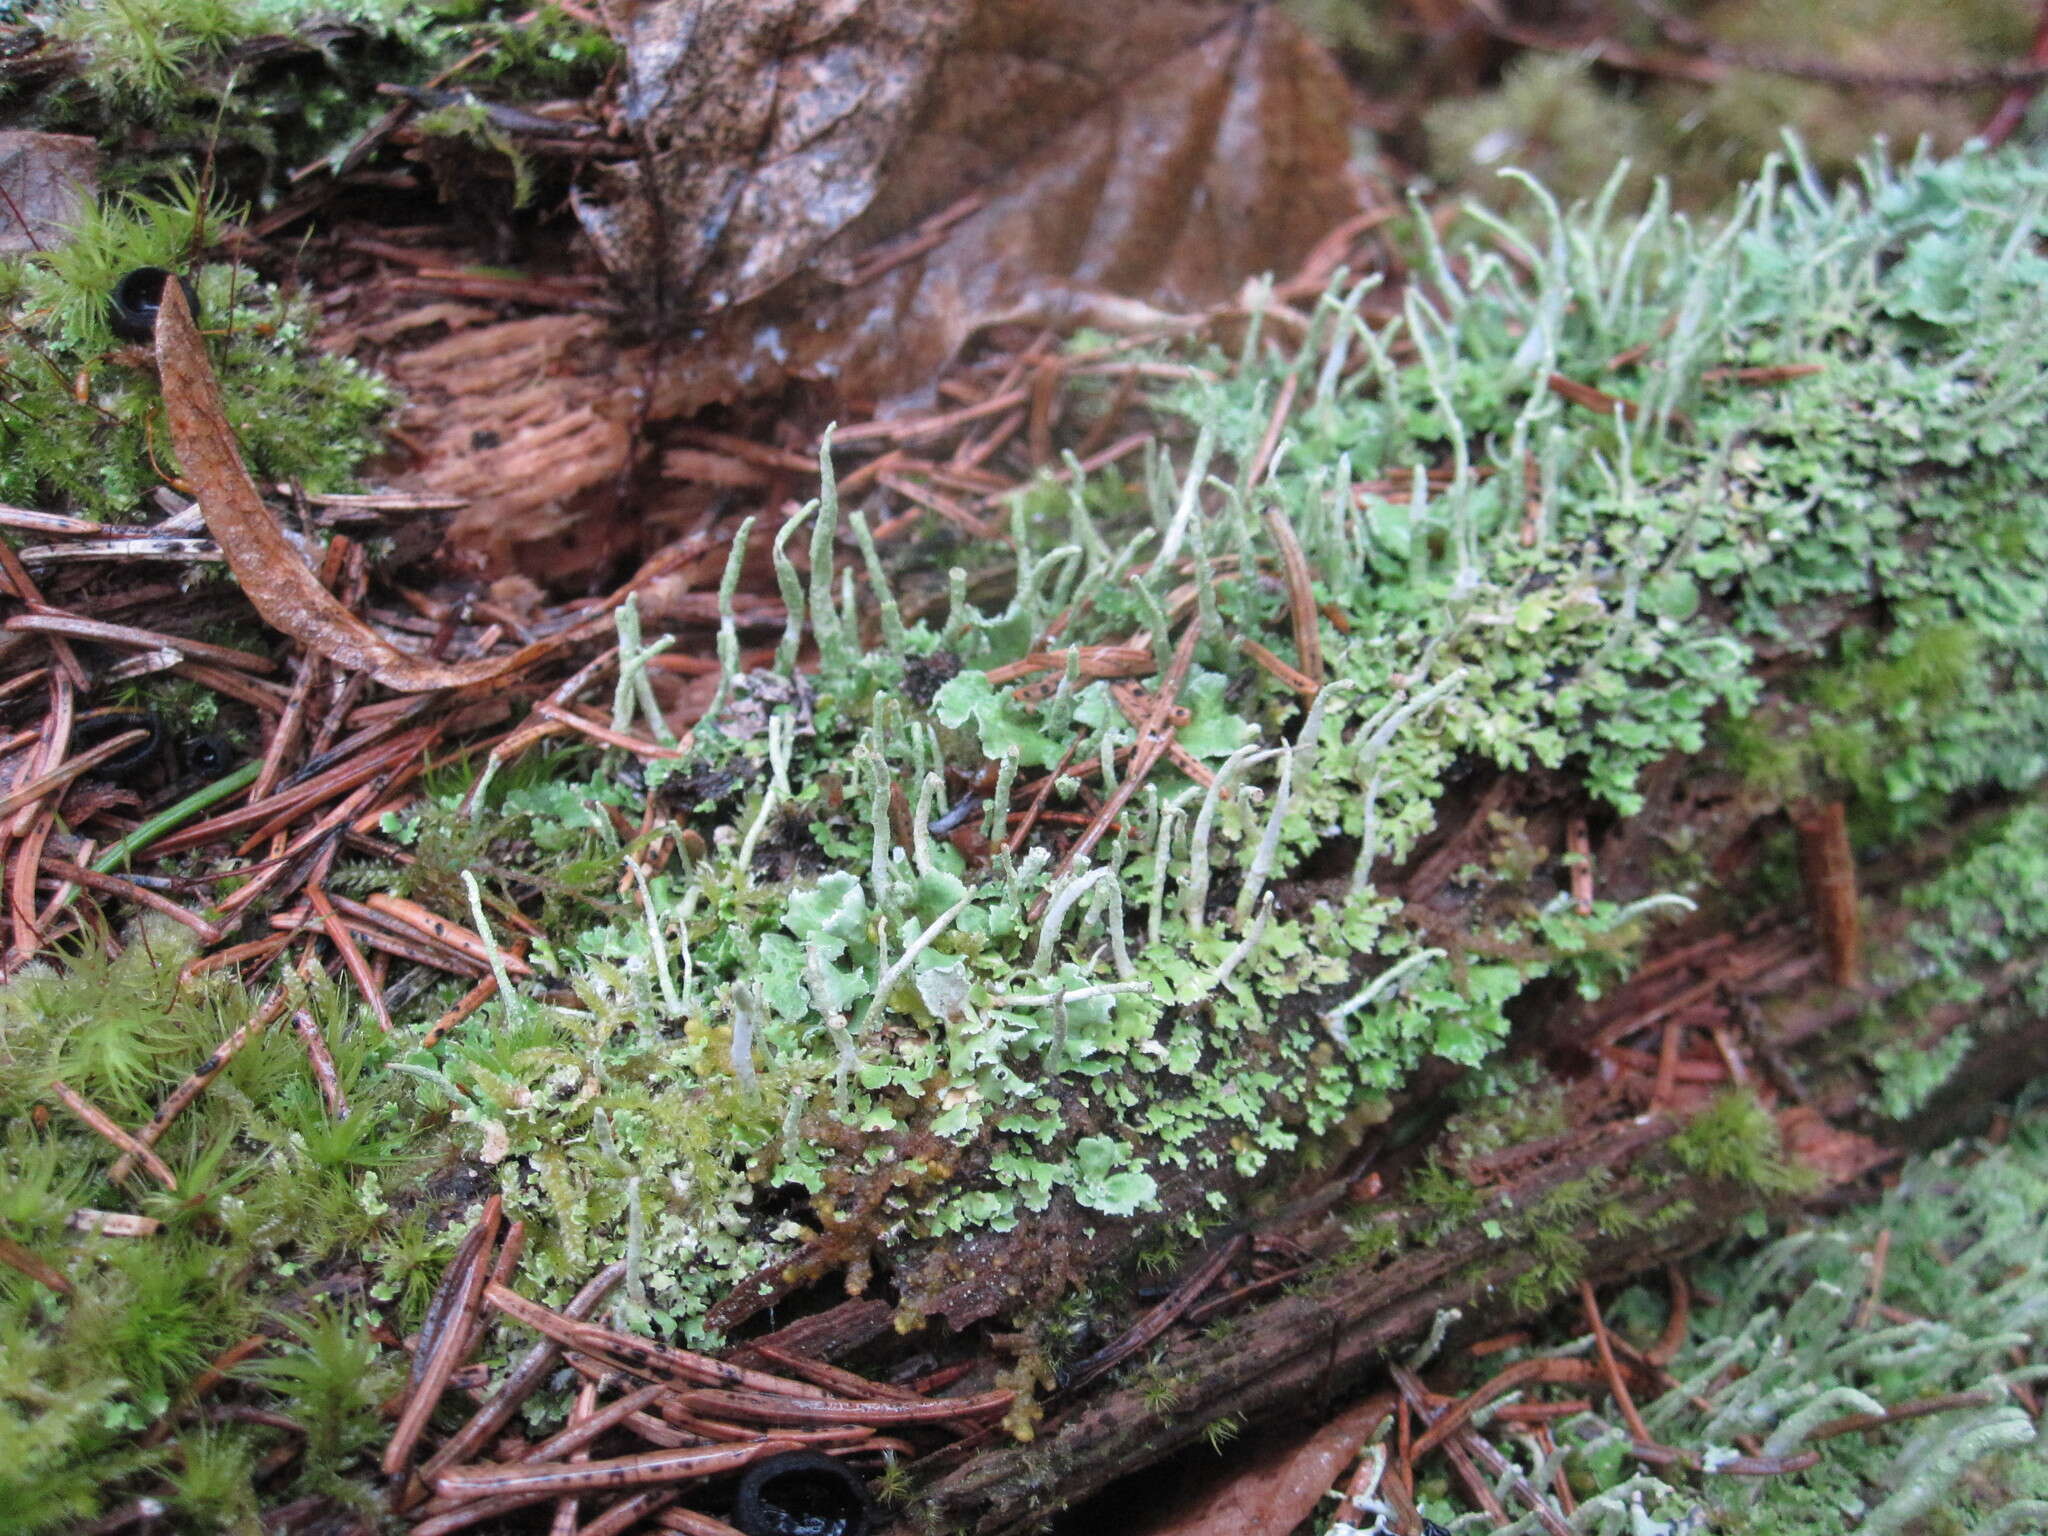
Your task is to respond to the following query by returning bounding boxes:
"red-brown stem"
[384,1196,502,1478]
[48,1079,177,1189]
[417,1262,626,1486]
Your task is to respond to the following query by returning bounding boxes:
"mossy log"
[898,787,2048,1534]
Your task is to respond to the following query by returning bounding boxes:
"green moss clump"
[0,921,453,1530]
[19,0,616,193]
[0,181,395,517]
[1668,1087,1815,1196]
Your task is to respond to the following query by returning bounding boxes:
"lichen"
[382,142,2048,1352]
[1382,1104,2048,1534]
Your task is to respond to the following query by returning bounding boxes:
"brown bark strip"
[385,1196,503,1477]
[1794,799,1862,987]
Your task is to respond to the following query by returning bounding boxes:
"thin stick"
[1579,1281,1652,1443]
[385,1196,503,1478]
[364,893,534,975]
[1030,619,1203,910]
[575,1489,682,1536]
[112,991,290,1181]
[671,1386,1014,1427]
[550,1381,601,1536]
[486,1284,835,1400]
[48,1080,177,1189]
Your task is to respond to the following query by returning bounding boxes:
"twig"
[309,884,392,1033]
[1059,1234,1248,1397]
[48,1080,177,1190]
[385,1197,502,1478]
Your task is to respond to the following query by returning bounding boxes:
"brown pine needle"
[308,885,391,1032]
[385,1196,502,1478]
[112,991,290,1182]
[0,1233,72,1294]
[1579,1281,1653,1444]
[48,1079,177,1190]
[422,974,500,1048]
[1263,502,1324,687]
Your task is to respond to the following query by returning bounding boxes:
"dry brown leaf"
[578,0,1364,403]
[0,131,97,254]
[383,2,1365,574]
[1778,1106,1892,1187]
[153,280,536,692]
[1124,1393,1394,1536]
[576,0,967,312]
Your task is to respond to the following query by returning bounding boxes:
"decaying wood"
[894,791,2048,1535]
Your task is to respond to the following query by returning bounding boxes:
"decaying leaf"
[154,279,537,692]
[578,0,1365,402]
[0,131,98,254]
[378,1,1366,575]
[577,0,969,312]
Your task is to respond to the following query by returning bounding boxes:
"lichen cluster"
[7,136,2048,1526]
[1358,1104,2048,1535]
[383,143,2048,1347]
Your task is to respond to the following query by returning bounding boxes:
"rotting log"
[892,788,2048,1535]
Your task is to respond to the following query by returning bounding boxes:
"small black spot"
[180,734,236,777]
[75,710,164,781]
[470,429,501,451]
[109,268,198,343]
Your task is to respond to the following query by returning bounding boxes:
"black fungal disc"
[108,267,198,343]
[733,1450,872,1536]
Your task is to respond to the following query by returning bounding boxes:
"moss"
[20,0,615,195]
[1669,1087,1816,1196]
[0,181,395,518]
[16,138,2048,1520]
[0,921,454,1530]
